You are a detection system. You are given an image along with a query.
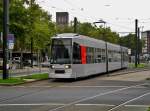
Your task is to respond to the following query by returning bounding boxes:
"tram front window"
[51,39,71,64]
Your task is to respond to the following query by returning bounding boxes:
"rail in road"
[46,83,150,111]
[0,72,150,111]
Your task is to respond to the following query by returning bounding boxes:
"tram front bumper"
[49,73,73,79]
[49,68,73,79]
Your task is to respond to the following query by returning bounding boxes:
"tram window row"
[73,43,127,64]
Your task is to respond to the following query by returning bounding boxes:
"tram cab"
[49,37,73,78]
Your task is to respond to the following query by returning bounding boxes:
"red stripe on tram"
[80,45,86,64]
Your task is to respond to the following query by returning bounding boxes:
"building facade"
[56,12,69,26]
[142,31,150,55]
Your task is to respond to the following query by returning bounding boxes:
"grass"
[0,73,48,85]
[21,73,48,80]
[147,107,150,111]
[0,78,25,85]
[128,63,148,68]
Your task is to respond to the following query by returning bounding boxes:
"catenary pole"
[3,0,9,79]
[74,17,77,33]
[137,27,140,64]
[30,0,33,67]
[135,19,138,67]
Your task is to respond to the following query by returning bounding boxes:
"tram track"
[107,91,150,111]
[48,82,149,111]
[0,81,67,104]
[0,68,149,105]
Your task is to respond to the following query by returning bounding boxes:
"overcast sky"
[36,0,150,35]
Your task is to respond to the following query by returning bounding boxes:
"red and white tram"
[49,33,128,79]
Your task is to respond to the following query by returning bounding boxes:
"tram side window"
[123,50,128,62]
[95,48,102,63]
[113,51,120,62]
[86,47,94,64]
[108,50,113,62]
[101,49,106,62]
[73,42,81,64]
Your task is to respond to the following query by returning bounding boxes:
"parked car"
[13,57,21,63]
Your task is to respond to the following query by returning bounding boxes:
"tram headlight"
[50,65,55,69]
[65,65,70,69]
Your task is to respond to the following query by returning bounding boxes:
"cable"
[63,0,83,11]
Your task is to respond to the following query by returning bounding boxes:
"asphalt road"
[0,71,150,111]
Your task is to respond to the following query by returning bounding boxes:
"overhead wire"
[36,0,150,33]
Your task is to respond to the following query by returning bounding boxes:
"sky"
[36,0,150,35]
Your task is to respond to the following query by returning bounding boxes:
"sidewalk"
[0,67,49,78]
[98,70,150,81]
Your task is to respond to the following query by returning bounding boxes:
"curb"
[0,78,49,86]
[110,68,150,76]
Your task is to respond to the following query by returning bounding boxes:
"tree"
[120,34,143,55]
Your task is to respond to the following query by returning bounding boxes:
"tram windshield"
[51,39,72,64]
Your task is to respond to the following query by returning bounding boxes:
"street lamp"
[93,19,107,41]
[93,19,106,27]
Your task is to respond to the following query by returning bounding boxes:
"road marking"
[12,86,26,88]
[125,105,150,108]
[59,86,147,88]
[0,103,66,106]
[59,86,127,88]
[76,104,115,107]
[48,83,148,111]
[12,86,53,88]
[108,92,150,111]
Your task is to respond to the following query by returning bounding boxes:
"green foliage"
[120,34,143,55]
[21,73,48,79]
[0,0,56,52]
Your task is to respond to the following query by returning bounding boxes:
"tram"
[49,33,128,79]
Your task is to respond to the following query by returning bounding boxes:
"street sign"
[128,49,131,55]
[7,34,14,49]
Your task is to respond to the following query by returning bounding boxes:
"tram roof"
[52,33,79,38]
[52,33,128,50]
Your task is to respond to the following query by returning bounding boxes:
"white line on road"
[59,85,146,88]
[59,86,127,88]
[76,104,115,107]
[125,105,150,108]
[12,86,53,88]
[76,104,150,108]
[48,83,149,111]
[0,103,66,106]
[108,92,150,111]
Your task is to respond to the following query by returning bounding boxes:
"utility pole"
[74,17,77,33]
[3,0,9,79]
[30,0,33,67]
[135,19,138,67]
[137,27,140,64]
